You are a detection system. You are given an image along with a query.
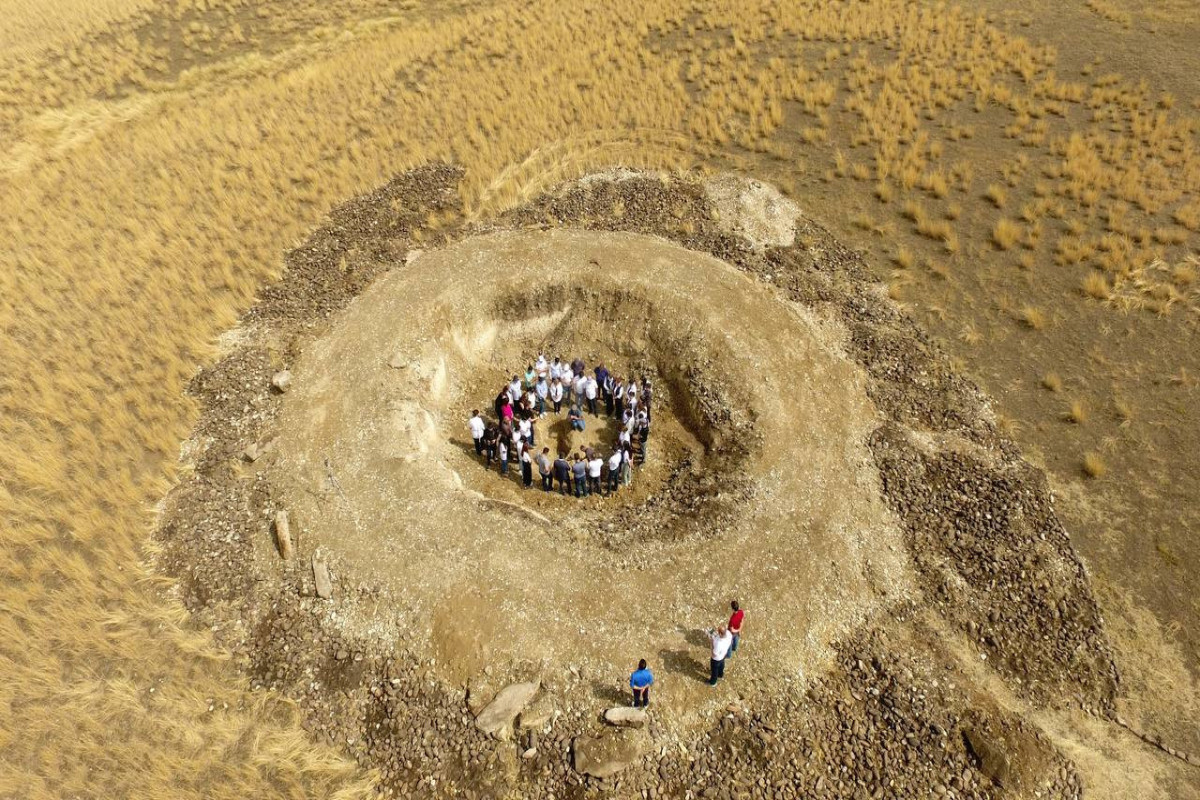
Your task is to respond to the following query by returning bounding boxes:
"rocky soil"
[154,165,1119,798]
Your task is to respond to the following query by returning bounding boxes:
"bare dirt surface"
[157,166,1137,798]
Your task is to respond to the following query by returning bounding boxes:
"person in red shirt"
[728,600,745,655]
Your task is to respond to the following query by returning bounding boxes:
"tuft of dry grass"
[894,246,915,269]
[1082,271,1111,299]
[1018,305,1047,329]
[985,184,1008,208]
[1065,400,1089,424]
[1042,372,1064,392]
[993,218,1022,250]
[1082,452,1108,478]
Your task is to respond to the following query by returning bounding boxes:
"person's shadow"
[658,626,711,684]
[590,681,629,707]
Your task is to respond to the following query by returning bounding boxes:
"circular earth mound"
[265,226,910,686]
[156,166,1118,799]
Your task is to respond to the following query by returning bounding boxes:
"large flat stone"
[474,681,540,740]
[573,727,649,778]
[603,706,648,728]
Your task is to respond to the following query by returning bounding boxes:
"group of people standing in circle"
[467,353,654,496]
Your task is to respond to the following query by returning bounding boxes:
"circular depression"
[263,228,912,688]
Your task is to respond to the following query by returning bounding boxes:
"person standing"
[519,416,534,448]
[573,372,587,410]
[613,377,625,420]
[572,454,588,497]
[498,438,509,476]
[562,364,575,404]
[551,357,564,383]
[587,452,604,495]
[636,408,650,443]
[728,600,745,655]
[520,443,533,489]
[603,370,616,416]
[584,374,599,416]
[595,362,610,409]
[607,449,622,494]
[553,452,571,495]
[535,375,549,416]
[549,378,564,414]
[469,409,485,456]
[641,377,653,423]
[509,375,522,405]
[494,388,509,422]
[708,624,733,686]
[621,444,633,486]
[483,423,498,469]
[537,447,553,491]
[630,659,653,708]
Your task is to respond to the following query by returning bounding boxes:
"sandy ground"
[266,228,914,711]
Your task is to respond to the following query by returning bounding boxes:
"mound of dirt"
[155,166,1117,799]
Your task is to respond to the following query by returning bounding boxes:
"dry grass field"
[1,0,1198,797]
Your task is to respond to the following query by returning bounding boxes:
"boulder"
[474,681,540,740]
[312,554,333,599]
[273,511,294,560]
[964,728,1011,787]
[603,706,648,728]
[573,728,649,778]
[271,370,292,392]
[517,694,556,730]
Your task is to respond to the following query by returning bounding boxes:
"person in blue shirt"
[630,659,653,708]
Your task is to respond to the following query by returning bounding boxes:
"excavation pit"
[260,227,913,686]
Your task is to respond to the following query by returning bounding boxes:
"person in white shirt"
[520,442,534,489]
[551,357,564,382]
[708,624,733,686]
[621,445,633,486]
[498,439,509,476]
[518,417,533,447]
[573,373,586,407]
[613,378,626,419]
[508,376,522,405]
[535,376,549,415]
[636,409,650,442]
[583,375,599,415]
[535,353,548,377]
[607,450,622,494]
[549,378,564,413]
[563,366,576,402]
[468,409,485,456]
[587,453,604,495]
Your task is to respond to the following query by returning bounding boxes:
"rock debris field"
[156,166,1119,798]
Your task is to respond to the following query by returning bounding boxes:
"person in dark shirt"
[571,454,588,497]
[494,389,508,422]
[482,424,498,469]
[553,453,571,495]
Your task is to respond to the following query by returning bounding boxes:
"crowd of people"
[467,354,654,496]
[466,356,747,708]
